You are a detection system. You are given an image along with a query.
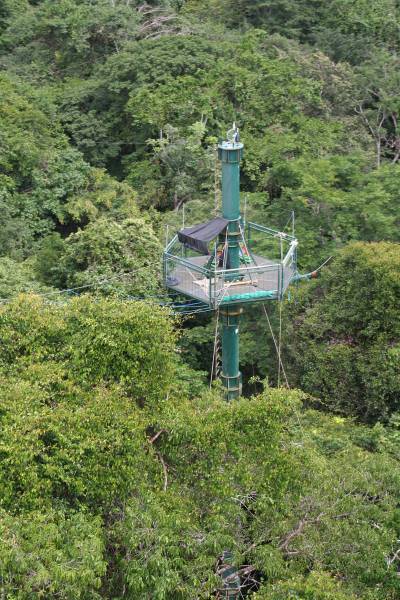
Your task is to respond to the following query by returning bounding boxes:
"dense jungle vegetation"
[0,0,399,598]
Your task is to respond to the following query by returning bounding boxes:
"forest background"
[0,0,399,598]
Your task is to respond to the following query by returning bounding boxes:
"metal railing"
[163,225,298,308]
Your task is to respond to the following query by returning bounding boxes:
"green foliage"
[184,0,400,62]
[243,158,400,271]
[244,406,400,599]
[354,51,400,165]
[0,295,180,595]
[316,0,400,62]
[0,0,144,78]
[35,216,163,296]
[0,378,156,511]
[45,31,359,201]
[0,257,51,298]
[0,0,26,36]
[0,295,177,405]
[0,295,399,597]
[1,1,400,597]
[65,296,176,402]
[126,122,215,210]
[0,73,143,264]
[0,74,126,259]
[103,387,302,598]
[108,491,224,598]
[61,168,139,224]
[255,571,357,599]
[0,509,105,598]
[286,242,400,421]
[183,0,324,35]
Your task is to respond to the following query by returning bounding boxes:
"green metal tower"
[218,131,244,401]
[164,125,299,402]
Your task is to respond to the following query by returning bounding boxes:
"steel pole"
[218,138,244,401]
[220,306,242,400]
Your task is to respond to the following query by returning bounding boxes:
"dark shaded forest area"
[0,1,399,598]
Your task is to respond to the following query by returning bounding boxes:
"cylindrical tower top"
[218,141,244,164]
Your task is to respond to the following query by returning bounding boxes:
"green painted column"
[218,140,243,276]
[218,133,244,401]
[220,306,242,401]
[218,550,241,598]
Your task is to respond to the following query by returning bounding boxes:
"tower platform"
[164,221,297,308]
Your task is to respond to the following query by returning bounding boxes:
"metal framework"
[163,126,298,401]
[163,224,297,308]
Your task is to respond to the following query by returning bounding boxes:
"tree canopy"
[0,0,399,597]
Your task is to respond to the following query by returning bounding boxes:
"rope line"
[262,303,289,389]
[314,255,333,273]
[263,302,307,439]
[210,308,220,388]
[0,275,213,316]
[282,210,295,235]
[0,267,167,304]
[278,300,283,388]
[277,236,283,387]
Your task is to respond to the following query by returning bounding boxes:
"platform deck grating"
[166,254,293,306]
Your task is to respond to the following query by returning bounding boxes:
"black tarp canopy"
[177,217,229,255]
